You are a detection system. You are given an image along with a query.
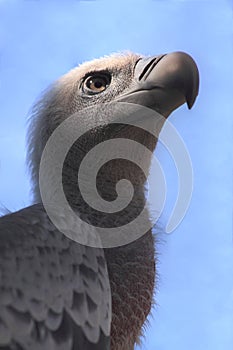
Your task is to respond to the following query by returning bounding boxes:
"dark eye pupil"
[94,80,103,88]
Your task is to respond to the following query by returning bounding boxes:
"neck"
[61,123,158,228]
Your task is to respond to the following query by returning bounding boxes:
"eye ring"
[82,73,111,95]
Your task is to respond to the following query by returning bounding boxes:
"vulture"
[0,51,199,349]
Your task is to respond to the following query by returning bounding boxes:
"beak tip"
[187,98,195,110]
[186,81,199,110]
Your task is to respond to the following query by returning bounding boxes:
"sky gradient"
[0,1,232,349]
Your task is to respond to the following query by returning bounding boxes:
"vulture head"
[26,51,199,349]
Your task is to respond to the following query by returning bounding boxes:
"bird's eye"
[82,73,111,94]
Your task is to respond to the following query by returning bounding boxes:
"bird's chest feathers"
[104,232,155,349]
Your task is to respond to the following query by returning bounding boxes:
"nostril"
[138,57,158,81]
[137,55,166,81]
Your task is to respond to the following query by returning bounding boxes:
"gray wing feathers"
[0,204,111,349]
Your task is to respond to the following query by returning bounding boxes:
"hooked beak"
[116,51,199,117]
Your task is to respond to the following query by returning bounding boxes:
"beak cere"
[117,51,199,117]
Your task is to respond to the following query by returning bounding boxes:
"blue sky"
[0,1,232,349]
